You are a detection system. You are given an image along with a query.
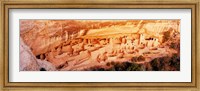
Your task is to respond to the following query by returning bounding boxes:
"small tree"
[162,30,172,43]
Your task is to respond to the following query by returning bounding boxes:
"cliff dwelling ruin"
[20,20,180,71]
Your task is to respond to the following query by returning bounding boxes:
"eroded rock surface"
[20,37,40,71]
[20,37,56,71]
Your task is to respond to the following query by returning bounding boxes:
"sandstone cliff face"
[20,37,40,71]
[20,37,56,71]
